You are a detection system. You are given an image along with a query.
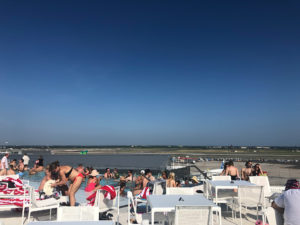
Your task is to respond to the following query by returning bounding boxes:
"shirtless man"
[18,159,25,172]
[241,161,253,181]
[7,165,16,175]
[143,169,155,188]
[225,160,240,180]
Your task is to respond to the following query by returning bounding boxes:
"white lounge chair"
[232,185,265,225]
[27,186,60,223]
[0,184,30,225]
[174,205,212,225]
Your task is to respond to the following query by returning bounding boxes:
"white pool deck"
[0,201,270,225]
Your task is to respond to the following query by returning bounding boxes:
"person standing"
[22,153,30,166]
[1,152,9,175]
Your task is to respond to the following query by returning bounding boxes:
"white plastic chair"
[174,205,212,225]
[211,176,231,181]
[249,176,284,198]
[153,183,164,195]
[127,191,165,225]
[166,187,194,195]
[57,206,99,221]
[94,187,120,224]
[232,185,265,225]
[27,186,60,222]
[127,191,150,225]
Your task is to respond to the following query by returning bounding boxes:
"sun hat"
[191,176,199,183]
[140,170,145,175]
[90,170,99,177]
[43,180,55,195]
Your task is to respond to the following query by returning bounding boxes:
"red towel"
[86,185,116,206]
[101,185,116,200]
[138,187,150,199]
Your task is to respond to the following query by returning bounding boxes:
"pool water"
[21,171,129,205]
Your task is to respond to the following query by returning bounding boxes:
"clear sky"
[0,1,299,146]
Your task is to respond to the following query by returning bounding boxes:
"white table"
[207,180,256,204]
[147,194,221,225]
[27,221,114,225]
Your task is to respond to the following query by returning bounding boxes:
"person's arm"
[51,169,68,187]
[259,166,263,175]
[241,169,245,180]
[39,176,47,191]
[225,168,229,176]
[236,168,240,179]
[272,201,284,214]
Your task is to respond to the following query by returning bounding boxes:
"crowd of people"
[0,152,41,176]
[220,160,265,181]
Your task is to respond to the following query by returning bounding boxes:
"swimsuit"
[74,173,84,183]
[85,182,96,192]
[231,175,237,180]
[65,167,73,178]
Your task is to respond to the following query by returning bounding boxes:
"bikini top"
[65,167,73,178]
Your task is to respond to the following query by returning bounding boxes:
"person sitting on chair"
[272,179,300,225]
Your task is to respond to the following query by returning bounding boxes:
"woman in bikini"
[225,160,240,180]
[49,161,84,206]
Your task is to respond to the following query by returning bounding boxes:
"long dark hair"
[49,161,60,172]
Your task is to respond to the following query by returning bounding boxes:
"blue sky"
[0,1,299,146]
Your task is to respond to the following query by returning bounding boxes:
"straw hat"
[90,170,99,177]
[43,180,55,195]
[191,176,199,183]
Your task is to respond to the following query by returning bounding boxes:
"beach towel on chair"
[86,185,116,206]
[1,177,24,189]
[0,177,27,195]
[101,185,116,200]
[138,187,150,199]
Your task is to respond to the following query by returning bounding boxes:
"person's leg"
[69,176,83,206]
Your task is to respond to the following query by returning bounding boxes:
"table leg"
[216,187,218,205]
[152,210,154,225]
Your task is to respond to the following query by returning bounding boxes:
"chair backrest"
[238,185,265,206]
[266,207,284,225]
[0,174,19,180]
[29,186,38,208]
[95,187,120,213]
[166,187,194,195]
[175,205,212,225]
[57,206,99,221]
[153,182,164,195]
[211,176,231,181]
[249,176,271,197]
[127,191,139,225]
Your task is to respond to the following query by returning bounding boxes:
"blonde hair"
[168,172,175,180]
